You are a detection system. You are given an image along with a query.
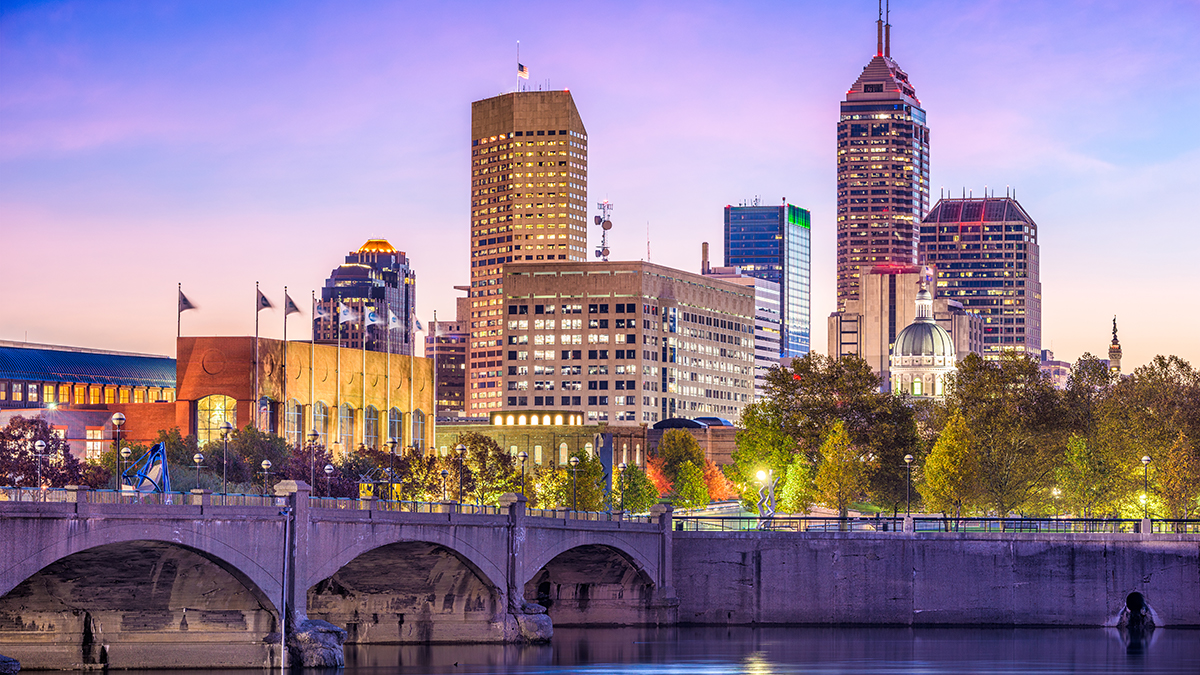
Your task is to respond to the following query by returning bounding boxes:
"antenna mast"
[594,200,614,262]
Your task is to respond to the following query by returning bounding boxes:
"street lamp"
[617,461,627,513]
[1051,488,1062,519]
[440,468,449,501]
[904,454,914,516]
[220,420,234,502]
[120,447,132,492]
[518,451,529,497]
[387,437,399,501]
[193,453,205,489]
[455,443,466,505]
[324,463,334,497]
[260,459,272,496]
[110,413,126,490]
[34,440,47,491]
[569,456,580,513]
[1142,455,1152,519]
[307,429,320,489]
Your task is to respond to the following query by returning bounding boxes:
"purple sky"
[2,1,1198,371]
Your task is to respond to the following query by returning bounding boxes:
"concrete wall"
[674,531,1200,627]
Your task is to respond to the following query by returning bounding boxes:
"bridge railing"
[523,508,654,524]
[1152,519,1200,534]
[913,517,1141,533]
[0,487,79,503]
[674,515,904,532]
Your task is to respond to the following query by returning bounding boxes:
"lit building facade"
[703,266,781,400]
[723,202,810,357]
[426,318,468,416]
[919,197,1042,358]
[836,15,930,309]
[315,239,417,355]
[496,260,755,424]
[468,91,588,415]
[890,288,957,398]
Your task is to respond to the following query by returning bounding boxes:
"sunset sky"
[3,0,1198,370]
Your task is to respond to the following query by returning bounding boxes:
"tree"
[654,430,706,484]
[730,400,799,491]
[532,451,606,511]
[452,432,521,506]
[1056,434,1130,518]
[814,421,868,518]
[702,459,738,502]
[1063,353,1115,439]
[0,415,87,488]
[613,465,659,513]
[777,455,815,515]
[1155,433,1200,520]
[920,411,978,518]
[673,461,709,509]
[946,352,1062,515]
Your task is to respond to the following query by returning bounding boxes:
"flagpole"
[336,304,341,457]
[282,286,289,442]
[361,303,366,450]
[386,311,391,447]
[409,313,415,454]
[255,281,261,432]
[311,291,316,445]
[178,283,183,339]
[431,309,438,455]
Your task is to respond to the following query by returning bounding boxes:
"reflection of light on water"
[742,651,775,675]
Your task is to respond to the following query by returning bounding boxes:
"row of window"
[195,395,426,452]
[0,381,175,406]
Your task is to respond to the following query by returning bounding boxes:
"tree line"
[731,351,1200,519]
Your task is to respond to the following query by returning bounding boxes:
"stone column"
[648,502,677,623]
[274,481,312,622]
[189,489,212,506]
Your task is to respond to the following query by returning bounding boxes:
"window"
[364,406,380,449]
[389,408,404,447]
[197,394,237,444]
[284,399,303,446]
[313,402,330,446]
[339,404,355,450]
[413,409,426,450]
[86,427,104,461]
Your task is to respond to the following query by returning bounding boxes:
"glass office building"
[724,203,811,358]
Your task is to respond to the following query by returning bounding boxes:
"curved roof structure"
[357,239,397,254]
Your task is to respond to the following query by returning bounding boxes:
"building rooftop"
[0,343,176,387]
[924,197,1033,224]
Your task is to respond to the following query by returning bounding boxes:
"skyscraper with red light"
[836,9,930,310]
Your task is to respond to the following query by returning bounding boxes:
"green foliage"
[614,465,659,514]
[1055,434,1130,518]
[655,429,706,484]
[814,421,868,518]
[731,399,798,493]
[1155,433,1200,519]
[532,451,606,511]
[919,411,977,517]
[946,352,1062,515]
[0,415,88,488]
[777,455,815,515]
[672,460,710,509]
[456,432,520,506]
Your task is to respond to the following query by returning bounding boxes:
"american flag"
[518,63,529,79]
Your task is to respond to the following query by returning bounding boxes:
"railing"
[913,517,1141,533]
[1153,519,1200,534]
[674,515,904,532]
[0,487,78,503]
[525,507,654,524]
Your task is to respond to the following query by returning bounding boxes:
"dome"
[893,320,956,358]
[357,238,397,254]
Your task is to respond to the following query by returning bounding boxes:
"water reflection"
[339,625,1200,674]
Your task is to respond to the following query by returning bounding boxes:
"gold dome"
[357,239,397,254]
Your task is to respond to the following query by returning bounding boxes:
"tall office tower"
[426,318,468,416]
[468,91,588,415]
[501,260,755,424]
[703,266,781,400]
[836,10,930,309]
[314,239,416,354]
[919,196,1042,358]
[723,202,811,357]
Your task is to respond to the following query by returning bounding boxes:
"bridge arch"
[303,526,510,644]
[523,531,659,588]
[522,534,660,626]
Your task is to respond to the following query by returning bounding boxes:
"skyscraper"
[314,239,416,354]
[919,196,1042,358]
[836,9,930,309]
[467,91,588,415]
[723,202,811,358]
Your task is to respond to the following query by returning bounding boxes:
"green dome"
[894,319,955,358]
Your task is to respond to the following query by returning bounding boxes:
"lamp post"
[110,413,126,490]
[455,443,466,505]
[1051,488,1061,519]
[260,459,272,496]
[904,454,914,516]
[193,453,205,489]
[440,468,449,501]
[617,461,627,513]
[34,440,47,491]
[120,447,131,492]
[518,451,528,497]
[1142,455,1152,519]
[387,437,399,501]
[307,429,320,489]
[220,420,234,502]
[569,455,580,513]
[324,463,334,497]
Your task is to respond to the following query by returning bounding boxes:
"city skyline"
[3,1,1198,372]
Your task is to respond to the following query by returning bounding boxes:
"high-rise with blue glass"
[723,202,811,358]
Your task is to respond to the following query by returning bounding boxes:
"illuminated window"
[284,400,303,446]
[339,404,355,450]
[364,406,380,449]
[312,401,330,446]
[196,394,237,444]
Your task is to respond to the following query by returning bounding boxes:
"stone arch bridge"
[0,483,675,669]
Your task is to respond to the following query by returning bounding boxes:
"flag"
[412,312,424,332]
[284,292,301,316]
[365,310,384,326]
[315,303,330,320]
[387,310,400,330]
[178,289,197,313]
[337,302,358,324]
[518,63,529,79]
[257,289,274,311]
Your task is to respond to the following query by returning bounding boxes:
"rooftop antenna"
[885,0,891,58]
[647,221,651,261]
[876,0,884,57]
[516,41,529,92]
[594,200,614,262]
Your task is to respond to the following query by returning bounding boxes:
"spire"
[1111,315,1119,346]
[876,0,884,57]
[885,0,892,58]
